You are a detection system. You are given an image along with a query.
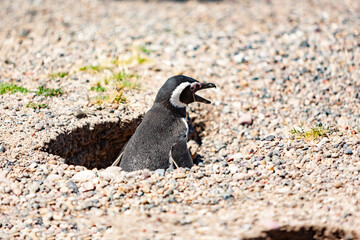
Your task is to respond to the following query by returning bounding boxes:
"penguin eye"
[190,82,201,91]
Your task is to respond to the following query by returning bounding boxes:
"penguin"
[116,75,216,172]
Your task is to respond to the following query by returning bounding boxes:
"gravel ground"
[1,0,360,239]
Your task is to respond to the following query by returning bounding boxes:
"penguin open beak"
[190,82,217,104]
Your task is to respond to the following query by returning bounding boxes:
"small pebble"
[72,170,97,182]
[299,40,310,48]
[34,123,44,131]
[238,114,253,125]
[261,135,275,141]
[74,109,87,119]
[67,180,79,194]
[47,174,62,181]
[155,169,165,176]
[81,182,95,192]
[344,149,353,155]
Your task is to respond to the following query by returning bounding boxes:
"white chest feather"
[182,118,189,138]
[168,118,189,168]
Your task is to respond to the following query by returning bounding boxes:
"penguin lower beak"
[193,82,216,104]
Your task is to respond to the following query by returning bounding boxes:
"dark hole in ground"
[41,113,205,170]
[41,116,143,169]
[245,225,356,240]
[187,114,206,144]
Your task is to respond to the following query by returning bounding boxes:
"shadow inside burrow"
[136,0,223,2]
[41,116,143,169]
[40,113,206,170]
[244,225,356,240]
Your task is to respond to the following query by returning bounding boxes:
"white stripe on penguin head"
[170,82,191,108]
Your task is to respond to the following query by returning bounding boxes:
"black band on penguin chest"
[170,105,186,118]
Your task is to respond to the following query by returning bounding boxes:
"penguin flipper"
[171,140,193,168]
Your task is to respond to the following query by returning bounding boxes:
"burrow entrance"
[41,113,205,170]
[41,116,143,169]
[245,225,357,240]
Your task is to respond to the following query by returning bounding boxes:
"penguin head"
[155,75,216,108]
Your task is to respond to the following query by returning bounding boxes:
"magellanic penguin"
[117,75,216,172]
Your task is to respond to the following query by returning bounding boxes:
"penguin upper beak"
[190,82,216,104]
[200,82,216,90]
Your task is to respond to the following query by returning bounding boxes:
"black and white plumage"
[117,75,216,172]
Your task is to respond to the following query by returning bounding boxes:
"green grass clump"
[87,68,139,105]
[91,92,126,105]
[110,58,122,65]
[289,122,334,141]
[79,65,108,73]
[113,93,127,103]
[49,72,68,78]
[136,54,147,64]
[0,83,63,97]
[112,71,136,81]
[139,46,155,54]
[112,71,139,90]
[0,83,29,94]
[90,82,106,92]
[115,80,139,90]
[36,86,63,97]
[26,102,47,109]
[112,73,138,89]
[92,95,109,104]
[111,55,149,66]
